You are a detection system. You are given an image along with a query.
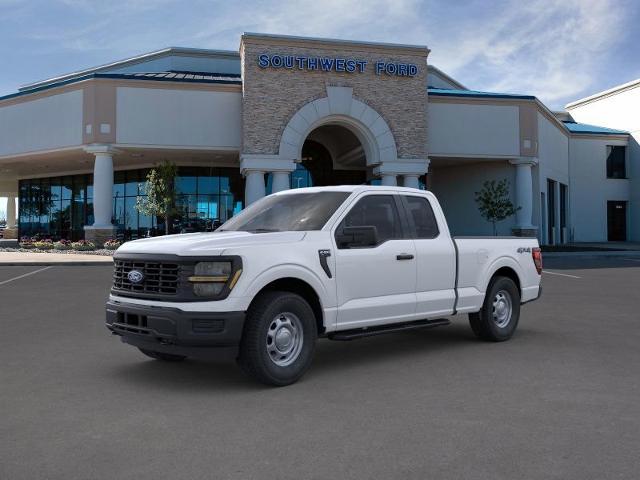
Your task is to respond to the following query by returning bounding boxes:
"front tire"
[469,276,520,342]
[238,291,317,386]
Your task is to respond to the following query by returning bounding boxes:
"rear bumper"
[522,285,542,304]
[106,300,245,356]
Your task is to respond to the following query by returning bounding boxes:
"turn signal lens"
[532,248,543,275]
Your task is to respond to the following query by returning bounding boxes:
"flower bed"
[70,240,96,251]
[103,239,122,250]
[54,239,73,250]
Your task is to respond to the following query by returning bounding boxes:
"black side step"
[328,318,451,341]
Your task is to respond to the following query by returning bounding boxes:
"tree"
[135,161,178,235]
[474,179,520,236]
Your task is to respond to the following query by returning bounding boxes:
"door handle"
[396,254,414,260]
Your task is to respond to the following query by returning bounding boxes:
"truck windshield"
[218,192,351,232]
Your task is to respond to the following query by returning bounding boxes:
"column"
[509,158,538,237]
[6,195,16,229]
[2,194,18,240]
[244,170,266,206]
[84,145,117,245]
[271,171,290,193]
[380,174,397,186]
[402,174,420,189]
[241,154,295,206]
[374,159,429,190]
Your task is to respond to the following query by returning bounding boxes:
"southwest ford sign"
[257,54,418,77]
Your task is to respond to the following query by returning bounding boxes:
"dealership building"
[0,33,637,244]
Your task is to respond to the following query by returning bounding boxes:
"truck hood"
[115,231,307,256]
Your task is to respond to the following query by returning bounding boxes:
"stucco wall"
[427,102,520,157]
[568,136,630,242]
[430,161,517,236]
[567,85,639,241]
[240,37,428,159]
[116,87,242,148]
[0,90,83,156]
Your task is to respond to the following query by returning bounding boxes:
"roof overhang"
[565,78,640,109]
[19,47,240,93]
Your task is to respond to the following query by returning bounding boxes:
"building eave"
[19,47,240,93]
[565,78,640,109]
[1,73,242,105]
[427,65,467,90]
[240,32,430,56]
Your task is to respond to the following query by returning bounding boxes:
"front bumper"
[106,300,245,357]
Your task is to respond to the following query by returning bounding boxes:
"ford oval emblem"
[127,270,144,284]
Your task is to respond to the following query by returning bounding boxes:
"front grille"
[113,260,181,296]
[113,311,150,335]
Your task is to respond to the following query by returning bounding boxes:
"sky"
[0,0,639,218]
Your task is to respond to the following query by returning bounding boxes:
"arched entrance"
[299,124,368,187]
[242,86,429,204]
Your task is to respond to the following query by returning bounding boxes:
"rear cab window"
[402,195,440,239]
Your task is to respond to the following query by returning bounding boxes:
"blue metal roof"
[428,87,536,100]
[0,71,242,102]
[562,121,628,135]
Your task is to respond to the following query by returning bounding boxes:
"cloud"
[429,0,631,107]
[1,0,636,108]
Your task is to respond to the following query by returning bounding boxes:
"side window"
[337,195,402,247]
[404,196,439,239]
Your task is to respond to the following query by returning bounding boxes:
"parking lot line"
[542,270,581,279]
[0,266,52,286]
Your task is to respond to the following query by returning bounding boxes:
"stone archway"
[278,86,398,167]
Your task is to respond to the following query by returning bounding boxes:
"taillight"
[532,247,543,275]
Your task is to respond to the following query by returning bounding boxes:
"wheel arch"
[483,257,524,297]
[250,276,326,335]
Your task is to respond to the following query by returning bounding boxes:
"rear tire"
[469,276,520,342]
[138,348,187,362]
[238,291,317,386]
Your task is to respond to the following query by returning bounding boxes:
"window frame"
[398,194,441,239]
[333,193,410,249]
[606,145,627,179]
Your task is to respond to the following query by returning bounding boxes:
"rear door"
[333,193,417,329]
[400,194,456,317]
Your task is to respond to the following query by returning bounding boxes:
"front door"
[333,193,417,329]
[607,201,627,241]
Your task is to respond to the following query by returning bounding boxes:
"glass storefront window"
[18,166,245,240]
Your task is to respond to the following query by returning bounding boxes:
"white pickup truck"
[106,186,542,385]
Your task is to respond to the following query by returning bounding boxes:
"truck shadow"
[105,321,543,391]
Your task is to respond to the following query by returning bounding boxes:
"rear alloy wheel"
[138,348,187,362]
[469,276,520,342]
[238,291,317,386]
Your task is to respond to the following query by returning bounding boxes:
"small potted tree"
[135,161,178,236]
[474,179,519,236]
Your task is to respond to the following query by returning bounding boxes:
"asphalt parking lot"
[1,257,639,480]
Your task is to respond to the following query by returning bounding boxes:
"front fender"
[241,263,333,308]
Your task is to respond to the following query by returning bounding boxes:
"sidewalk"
[0,251,113,266]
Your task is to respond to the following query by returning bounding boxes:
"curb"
[0,261,113,266]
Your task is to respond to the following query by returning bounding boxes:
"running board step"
[328,318,451,341]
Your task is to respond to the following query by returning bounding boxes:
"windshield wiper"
[246,228,281,233]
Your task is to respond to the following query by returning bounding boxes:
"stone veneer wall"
[240,36,429,160]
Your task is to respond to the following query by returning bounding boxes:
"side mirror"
[336,225,378,249]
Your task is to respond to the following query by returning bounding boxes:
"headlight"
[189,261,234,297]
